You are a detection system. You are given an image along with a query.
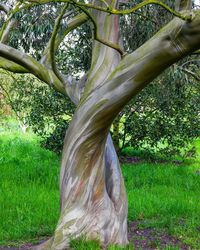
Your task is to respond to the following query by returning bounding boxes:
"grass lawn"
[0,126,200,249]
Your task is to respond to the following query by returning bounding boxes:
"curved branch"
[26,0,192,21]
[0,57,29,73]
[39,12,89,101]
[0,43,86,103]
[40,13,88,65]
[49,4,69,81]
[1,19,17,44]
[0,2,21,42]
[0,43,66,94]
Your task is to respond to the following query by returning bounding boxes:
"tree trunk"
[55,93,128,249]
[35,91,128,250]
[34,5,200,250]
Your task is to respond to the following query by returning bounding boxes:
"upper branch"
[109,10,200,100]
[79,9,200,122]
[0,2,20,43]
[39,11,89,102]
[40,13,88,65]
[48,4,69,81]
[26,0,192,21]
[69,0,124,55]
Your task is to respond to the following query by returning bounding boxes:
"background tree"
[1,1,199,156]
[0,0,200,249]
[112,64,200,157]
[0,71,75,150]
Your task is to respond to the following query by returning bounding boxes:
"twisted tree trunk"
[1,1,199,250]
[53,3,129,248]
[36,80,129,250]
[34,6,200,248]
[54,116,128,249]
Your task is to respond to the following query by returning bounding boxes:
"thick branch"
[78,10,200,128]
[107,10,200,104]
[0,57,29,73]
[0,43,66,94]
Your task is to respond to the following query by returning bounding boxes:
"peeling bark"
[38,11,200,249]
[1,1,200,250]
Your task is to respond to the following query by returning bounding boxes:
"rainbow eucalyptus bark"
[0,1,200,250]
[34,11,200,250]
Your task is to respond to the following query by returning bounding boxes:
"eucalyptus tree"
[0,0,200,249]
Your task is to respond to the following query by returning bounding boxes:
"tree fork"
[1,1,200,250]
[46,10,200,249]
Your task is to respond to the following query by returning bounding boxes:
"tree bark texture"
[51,3,128,249]
[35,9,200,249]
[0,1,200,250]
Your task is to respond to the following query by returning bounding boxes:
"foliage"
[115,63,200,157]
[57,22,92,76]
[120,0,173,53]
[0,71,75,152]
[0,1,199,157]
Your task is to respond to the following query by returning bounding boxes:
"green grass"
[70,238,133,250]
[0,124,200,249]
[0,131,60,246]
[123,161,200,247]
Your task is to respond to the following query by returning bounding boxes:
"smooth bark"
[0,1,200,249]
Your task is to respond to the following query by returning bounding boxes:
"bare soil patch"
[0,221,190,249]
[128,221,189,250]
